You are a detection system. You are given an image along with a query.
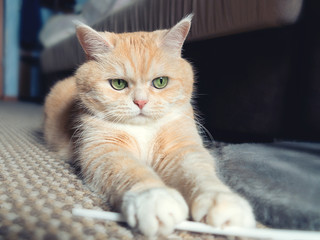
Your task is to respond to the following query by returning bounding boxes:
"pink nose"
[134,100,148,109]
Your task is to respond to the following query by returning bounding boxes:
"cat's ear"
[161,14,193,56]
[75,22,113,60]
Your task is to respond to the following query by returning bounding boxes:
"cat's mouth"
[137,112,147,117]
[125,111,154,125]
[135,111,152,120]
[134,108,146,116]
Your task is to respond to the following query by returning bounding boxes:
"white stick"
[72,208,320,240]
[73,208,125,222]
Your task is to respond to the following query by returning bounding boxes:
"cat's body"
[44,16,255,237]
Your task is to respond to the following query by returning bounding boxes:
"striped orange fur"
[44,15,255,237]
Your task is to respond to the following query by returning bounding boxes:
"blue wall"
[4,0,21,98]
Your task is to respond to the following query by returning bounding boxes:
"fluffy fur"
[44,15,255,237]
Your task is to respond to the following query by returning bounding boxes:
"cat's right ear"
[75,22,113,60]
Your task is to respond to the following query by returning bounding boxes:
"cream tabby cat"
[44,15,255,237]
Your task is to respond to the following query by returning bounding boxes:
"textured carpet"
[3,101,318,239]
[0,101,240,240]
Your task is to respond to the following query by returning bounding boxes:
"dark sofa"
[184,0,320,143]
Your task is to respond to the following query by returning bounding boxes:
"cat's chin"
[127,114,155,125]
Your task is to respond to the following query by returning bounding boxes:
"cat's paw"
[121,188,188,237]
[191,192,255,228]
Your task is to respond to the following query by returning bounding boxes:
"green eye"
[152,77,168,89]
[110,79,127,90]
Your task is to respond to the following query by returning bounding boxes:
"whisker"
[182,112,215,146]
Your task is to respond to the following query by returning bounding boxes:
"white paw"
[121,188,188,237]
[191,192,255,228]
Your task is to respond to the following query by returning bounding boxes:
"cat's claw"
[121,187,188,237]
[191,192,256,228]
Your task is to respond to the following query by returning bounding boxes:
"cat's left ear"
[161,14,193,56]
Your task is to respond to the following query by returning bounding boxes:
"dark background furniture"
[184,0,320,143]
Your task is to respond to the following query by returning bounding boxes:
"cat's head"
[75,15,194,125]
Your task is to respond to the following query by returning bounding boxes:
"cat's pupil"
[117,79,121,85]
[159,78,163,84]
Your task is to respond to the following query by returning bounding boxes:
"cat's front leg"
[155,147,255,228]
[187,151,256,228]
[78,137,188,237]
[191,190,255,228]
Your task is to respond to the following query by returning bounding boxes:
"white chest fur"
[109,113,179,164]
[122,124,158,164]
[103,111,186,164]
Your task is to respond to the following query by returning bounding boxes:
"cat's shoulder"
[45,76,77,114]
[46,76,77,100]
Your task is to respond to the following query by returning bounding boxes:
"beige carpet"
[0,101,255,240]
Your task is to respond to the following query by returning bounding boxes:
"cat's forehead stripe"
[113,34,159,83]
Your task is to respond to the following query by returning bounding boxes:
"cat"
[44,15,255,237]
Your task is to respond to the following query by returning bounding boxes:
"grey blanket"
[215,141,320,230]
